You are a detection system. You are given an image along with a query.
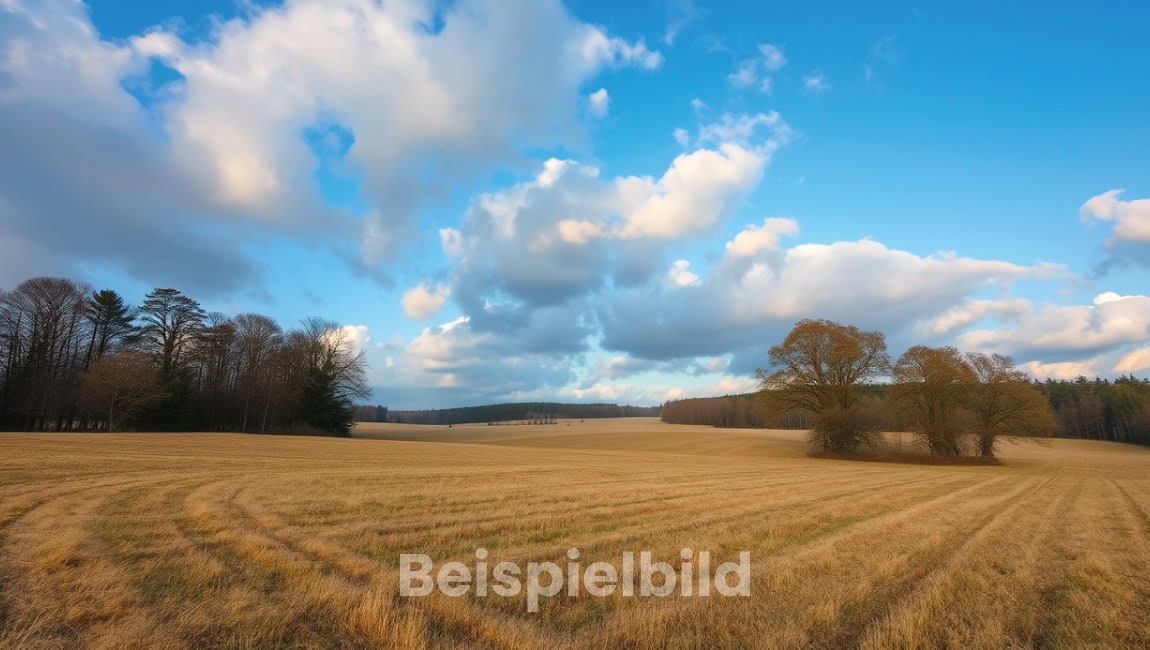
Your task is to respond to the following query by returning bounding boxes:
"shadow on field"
[808,450,1003,466]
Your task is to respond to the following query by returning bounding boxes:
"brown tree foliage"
[80,352,167,430]
[966,352,1057,456]
[891,346,976,456]
[892,347,1057,457]
[757,319,890,453]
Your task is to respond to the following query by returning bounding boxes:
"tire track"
[0,474,195,648]
[855,475,1082,649]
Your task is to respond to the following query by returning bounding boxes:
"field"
[1,419,1149,649]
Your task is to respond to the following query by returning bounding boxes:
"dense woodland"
[382,402,661,425]
[662,378,1150,447]
[0,276,369,435]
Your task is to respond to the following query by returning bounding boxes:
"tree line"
[1,276,369,435]
[663,376,1150,449]
[383,402,661,425]
[666,319,1083,458]
[1039,376,1150,445]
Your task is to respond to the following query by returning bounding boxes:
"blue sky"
[2,0,1149,408]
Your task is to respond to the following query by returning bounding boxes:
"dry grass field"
[1,418,1149,649]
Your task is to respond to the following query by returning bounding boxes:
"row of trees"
[0,276,369,435]
[659,394,767,428]
[385,402,661,425]
[662,376,1150,449]
[1041,376,1150,445]
[753,319,1057,457]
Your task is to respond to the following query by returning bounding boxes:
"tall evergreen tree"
[137,288,206,429]
[84,289,136,366]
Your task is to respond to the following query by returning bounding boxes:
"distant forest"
[0,276,369,436]
[661,377,1150,447]
[366,402,661,425]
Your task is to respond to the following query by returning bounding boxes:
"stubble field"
[1,418,1149,649]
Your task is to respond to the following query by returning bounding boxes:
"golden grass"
[1,418,1148,648]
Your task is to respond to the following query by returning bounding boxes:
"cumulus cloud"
[1115,348,1150,373]
[403,167,1077,398]
[728,60,759,88]
[696,111,790,147]
[1019,360,1101,381]
[667,260,701,287]
[394,305,594,397]
[337,324,372,354]
[0,0,662,290]
[435,110,788,312]
[725,217,799,257]
[0,0,262,294]
[587,87,610,118]
[960,292,1150,360]
[728,43,786,92]
[759,44,787,72]
[380,109,794,399]
[378,94,1111,403]
[1081,190,1150,269]
[1081,190,1150,243]
[599,238,1051,361]
[619,144,772,238]
[401,282,450,320]
[153,0,661,264]
[920,298,1032,337]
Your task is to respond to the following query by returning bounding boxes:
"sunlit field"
[2,419,1149,648]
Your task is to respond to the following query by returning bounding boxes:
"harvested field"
[1,418,1149,648]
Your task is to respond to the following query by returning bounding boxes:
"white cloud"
[439,227,464,257]
[0,1,146,127]
[395,307,591,397]
[1080,189,1150,245]
[0,0,267,293]
[338,324,372,354]
[725,217,799,258]
[447,109,788,262]
[571,383,624,401]
[728,60,759,88]
[920,298,1032,337]
[582,31,664,70]
[401,282,451,321]
[667,260,701,287]
[557,219,605,245]
[759,44,787,72]
[1115,348,1150,373]
[803,71,830,94]
[723,241,1038,325]
[619,143,771,238]
[728,43,786,93]
[673,127,690,146]
[697,111,790,147]
[0,0,665,288]
[1019,360,1100,381]
[587,87,610,118]
[959,292,1150,358]
[598,237,1054,361]
[661,0,699,46]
